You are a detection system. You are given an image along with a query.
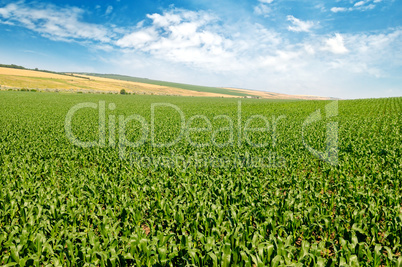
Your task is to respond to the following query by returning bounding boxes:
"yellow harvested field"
[0,67,233,97]
[0,67,330,99]
[0,67,74,79]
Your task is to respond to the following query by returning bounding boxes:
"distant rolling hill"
[0,65,333,99]
[76,73,334,100]
[80,73,250,97]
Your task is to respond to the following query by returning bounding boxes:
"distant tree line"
[0,64,26,69]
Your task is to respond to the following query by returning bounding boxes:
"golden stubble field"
[0,67,233,97]
[0,67,332,100]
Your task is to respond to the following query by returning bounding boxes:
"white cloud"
[146,12,182,27]
[0,3,113,43]
[322,30,402,80]
[105,6,113,15]
[357,4,375,11]
[92,44,114,52]
[304,44,315,54]
[331,0,381,13]
[254,4,272,16]
[330,7,348,12]
[254,0,274,16]
[115,11,293,73]
[314,4,326,12]
[115,9,239,70]
[111,8,402,98]
[287,15,315,32]
[116,28,158,48]
[0,3,17,18]
[0,19,14,25]
[322,33,349,54]
[354,1,366,7]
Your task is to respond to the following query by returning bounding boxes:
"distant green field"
[83,73,252,97]
[0,91,401,265]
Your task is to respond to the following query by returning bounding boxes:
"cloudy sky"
[0,0,401,99]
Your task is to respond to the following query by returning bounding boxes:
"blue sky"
[0,0,401,99]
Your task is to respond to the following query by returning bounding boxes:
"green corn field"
[0,91,401,266]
